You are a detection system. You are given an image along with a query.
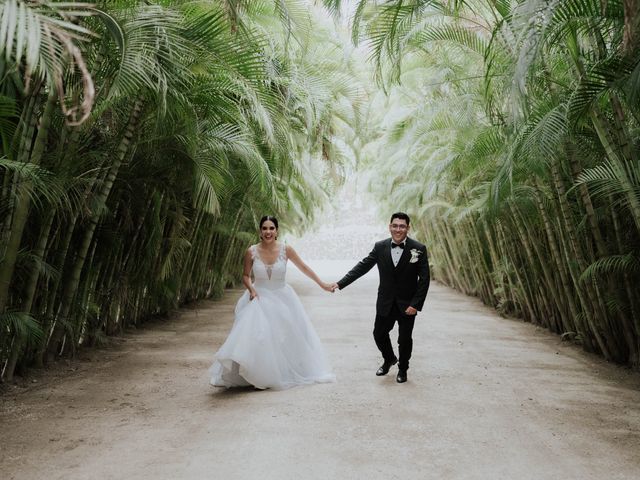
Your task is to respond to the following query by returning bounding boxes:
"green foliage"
[0,311,43,342]
[0,0,361,379]
[580,253,640,282]
[355,0,640,368]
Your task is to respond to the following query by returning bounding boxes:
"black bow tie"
[391,242,404,249]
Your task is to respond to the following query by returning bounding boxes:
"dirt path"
[1,260,640,480]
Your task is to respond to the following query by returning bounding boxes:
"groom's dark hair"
[390,212,410,225]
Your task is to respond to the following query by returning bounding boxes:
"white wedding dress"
[209,243,335,390]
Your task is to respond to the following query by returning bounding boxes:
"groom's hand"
[405,306,417,315]
[330,282,340,292]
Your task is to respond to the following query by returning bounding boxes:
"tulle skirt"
[209,284,335,390]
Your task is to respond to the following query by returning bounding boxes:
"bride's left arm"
[286,245,333,292]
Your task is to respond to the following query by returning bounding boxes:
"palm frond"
[0,0,95,70]
[350,0,369,45]
[580,252,640,282]
[0,93,17,149]
[568,56,634,122]
[519,103,568,163]
[411,23,488,56]
[0,157,70,211]
[365,0,440,84]
[0,311,43,342]
[576,158,640,198]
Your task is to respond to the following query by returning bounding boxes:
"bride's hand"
[320,282,334,293]
[249,289,259,300]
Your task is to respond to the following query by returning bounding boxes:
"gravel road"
[1,257,639,480]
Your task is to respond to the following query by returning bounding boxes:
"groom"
[332,212,430,383]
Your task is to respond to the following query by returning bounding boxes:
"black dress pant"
[373,303,416,371]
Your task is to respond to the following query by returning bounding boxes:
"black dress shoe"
[396,370,407,383]
[376,358,398,376]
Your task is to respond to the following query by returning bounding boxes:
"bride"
[209,215,336,390]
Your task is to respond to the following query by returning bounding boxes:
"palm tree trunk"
[428,217,458,288]
[497,220,533,320]
[1,86,40,257]
[46,97,145,362]
[551,162,615,358]
[512,202,561,323]
[621,0,639,52]
[1,210,55,381]
[506,206,535,312]
[214,206,246,293]
[462,220,487,297]
[567,145,608,256]
[609,198,640,367]
[0,89,57,314]
[533,185,581,336]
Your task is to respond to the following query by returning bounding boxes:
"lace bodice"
[251,243,287,289]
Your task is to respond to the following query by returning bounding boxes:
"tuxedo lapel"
[394,239,413,274]
[382,238,395,273]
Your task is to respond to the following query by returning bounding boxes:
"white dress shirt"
[390,239,406,267]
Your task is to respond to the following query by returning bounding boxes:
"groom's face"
[389,219,409,243]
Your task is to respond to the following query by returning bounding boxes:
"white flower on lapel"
[409,248,421,263]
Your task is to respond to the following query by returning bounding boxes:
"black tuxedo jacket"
[337,237,430,316]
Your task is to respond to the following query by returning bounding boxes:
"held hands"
[320,282,335,293]
[319,281,340,293]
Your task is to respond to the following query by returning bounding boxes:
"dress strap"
[251,243,285,263]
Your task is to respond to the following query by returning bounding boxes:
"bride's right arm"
[242,248,258,300]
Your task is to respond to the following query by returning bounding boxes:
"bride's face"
[260,220,277,242]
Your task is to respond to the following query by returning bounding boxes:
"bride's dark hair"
[259,215,278,229]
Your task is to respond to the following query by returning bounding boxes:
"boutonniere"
[409,248,421,263]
